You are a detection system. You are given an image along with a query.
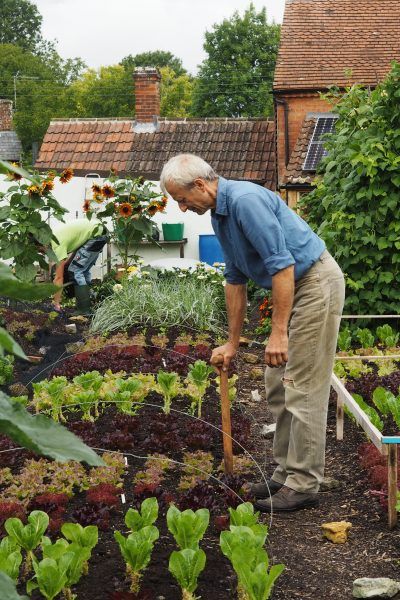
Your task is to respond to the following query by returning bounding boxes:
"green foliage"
[114,526,159,594]
[0,537,22,581]
[337,328,352,352]
[156,370,180,415]
[61,524,98,551]
[0,162,68,281]
[220,523,284,600]
[0,571,28,599]
[159,66,195,118]
[121,50,186,76]
[356,328,375,349]
[185,360,213,417]
[192,4,280,117]
[300,62,400,314]
[167,505,210,550]
[38,537,91,594]
[0,354,14,385]
[228,503,260,531]
[376,324,399,347]
[0,0,42,52]
[0,391,103,465]
[27,556,69,600]
[5,510,49,553]
[168,548,206,598]
[125,498,159,532]
[351,393,384,431]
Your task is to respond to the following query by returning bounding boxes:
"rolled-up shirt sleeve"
[223,255,248,284]
[234,193,295,276]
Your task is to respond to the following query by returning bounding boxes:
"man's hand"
[52,303,62,313]
[265,331,289,368]
[210,342,237,373]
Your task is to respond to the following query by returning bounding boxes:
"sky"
[34,0,286,74]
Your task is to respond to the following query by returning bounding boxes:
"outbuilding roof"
[35,117,276,188]
[0,131,22,162]
[274,0,400,91]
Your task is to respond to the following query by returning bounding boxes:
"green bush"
[300,62,400,314]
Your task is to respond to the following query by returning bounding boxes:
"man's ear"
[193,178,206,191]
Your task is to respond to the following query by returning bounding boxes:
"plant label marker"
[216,355,234,475]
[124,456,128,466]
[121,493,126,504]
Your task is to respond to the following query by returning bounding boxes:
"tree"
[121,50,186,76]
[0,44,84,151]
[0,0,43,52]
[300,62,400,314]
[65,65,133,118]
[160,67,194,118]
[192,3,280,118]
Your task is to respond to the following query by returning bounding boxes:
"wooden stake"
[218,365,234,475]
[387,444,398,530]
[336,391,344,441]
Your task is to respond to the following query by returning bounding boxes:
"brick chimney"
[133,67,161,123]
[0,99,13,131]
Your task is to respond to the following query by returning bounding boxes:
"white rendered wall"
[0,174,216,279]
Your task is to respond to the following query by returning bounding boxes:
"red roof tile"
[35,118,276,187]
[274,0,400,90]
[283,114,317,185]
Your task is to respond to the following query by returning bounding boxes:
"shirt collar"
[213,177,229,216]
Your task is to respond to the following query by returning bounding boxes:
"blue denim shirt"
[211,177,325,289]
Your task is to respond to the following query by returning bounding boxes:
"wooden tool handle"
[217,356,234,475]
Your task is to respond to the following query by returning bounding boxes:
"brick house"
[35,67,275,262]
[0,100,22,163]
[273,0,400,208]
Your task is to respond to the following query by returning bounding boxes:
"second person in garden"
[160,153,345,513]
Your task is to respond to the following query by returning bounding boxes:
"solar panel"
[303,117,338,171]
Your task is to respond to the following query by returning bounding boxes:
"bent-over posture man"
[160,154,345,513]
[52,219,108,315]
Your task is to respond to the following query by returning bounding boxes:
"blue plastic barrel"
[199,234,224,266]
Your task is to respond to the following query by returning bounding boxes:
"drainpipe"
[275,96,290,166]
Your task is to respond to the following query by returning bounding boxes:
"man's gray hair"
[160,154,218,194]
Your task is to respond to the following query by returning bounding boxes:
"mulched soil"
[2,302,400,599]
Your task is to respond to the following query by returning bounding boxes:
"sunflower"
[92,184,102,194]
[83,200,91,212]
[47,170,56,180]
[147,205,158,217]
[93,194,104,204]
[60,168,74,183]
[118,203,133,218]
[41,180,54,193]
[102,184,115,198]
[7,163,22,181]
[27,185,41,197]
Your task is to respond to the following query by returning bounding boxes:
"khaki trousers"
[264,250,345,493]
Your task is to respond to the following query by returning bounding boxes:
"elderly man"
[160,154,345,513]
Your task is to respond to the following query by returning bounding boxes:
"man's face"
[166,179,216,215]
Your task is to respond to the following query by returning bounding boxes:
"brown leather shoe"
[251,479,283,499]
[254,485,319,512]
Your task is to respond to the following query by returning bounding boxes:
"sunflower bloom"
[7,163,22,181]
[41,180,54,193]
[102,184,115,198]
[92,184,102,194]
[118,202,133,218]
[27,185,41,197]
[60,168,74,183]
[93,193,103,204]
[83,200,91,212]
[147,205,158,217]
[47,170,56,180]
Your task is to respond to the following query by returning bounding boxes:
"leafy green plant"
[351,394,383,431]
[0,571,28,599]
[0,354,14,385]
[0,536,22,582]
[114,526,159,594]
[157,370,180,415]
[356,328,375,349]
[32,376,69,422]
[337,328,352,352]
[185,360,213,417]
[216,374,239,403]
[28,555,70,600]
[110,376,145,416]
[178,452,214,491]
[228,503,260,531]
[168,548,206,600]
[125,497,159,532]
[376,324,399,348]
[299,63,400,315]
[167,505,210,550]
[220,524,284,600]
[372,387,392,417]
[5,510,49,574]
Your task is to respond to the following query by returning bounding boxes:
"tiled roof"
[36,117,276,187]
[274,0,400,91]
[283,115,317,185]
[0,131,22,161]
